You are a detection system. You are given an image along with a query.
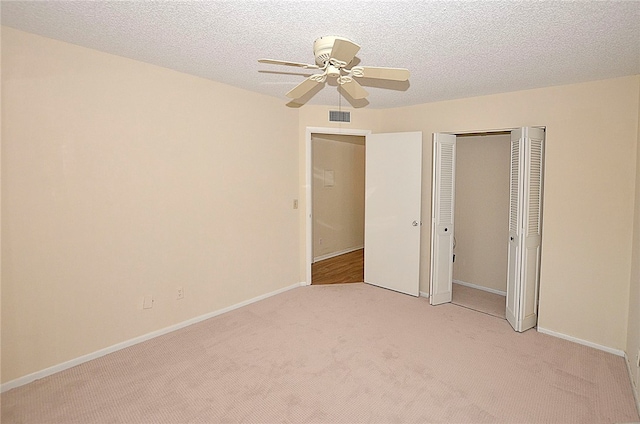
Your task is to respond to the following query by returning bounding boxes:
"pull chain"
[338,86,342,130]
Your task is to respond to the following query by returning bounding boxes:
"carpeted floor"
[2,283,638,423]
[452,283,506,319]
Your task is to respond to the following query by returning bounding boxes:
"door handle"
[412,220,419,227]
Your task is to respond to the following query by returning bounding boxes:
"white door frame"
[304,127,372,285]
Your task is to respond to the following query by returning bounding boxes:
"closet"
[430,127,545,332]
[451,133,511,318]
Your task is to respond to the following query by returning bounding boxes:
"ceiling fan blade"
[285,77,322,99]
[259,59,319,69]
[330,38,361,65]
[352,66,410,81]
[340,78,368,100]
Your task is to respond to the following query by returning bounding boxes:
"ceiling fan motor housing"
[314,36,348,66]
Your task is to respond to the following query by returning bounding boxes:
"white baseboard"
[536,326,625,357]
[313,245,363,263]
[1,281,305,393]
[453,279,506,297]
[419,291,430,298]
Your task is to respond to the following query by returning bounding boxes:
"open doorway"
[305,128,423,295]
[451,132,511,318]
[308,130,367,285]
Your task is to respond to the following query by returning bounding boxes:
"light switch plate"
[324,170,334,187]
[143,295,153,309]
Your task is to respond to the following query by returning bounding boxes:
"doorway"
[310,132,366,285]
[305,128,423,297]
[451,132,511,319]
[305,127,370,286]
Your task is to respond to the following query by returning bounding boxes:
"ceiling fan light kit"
[258,35,410,104]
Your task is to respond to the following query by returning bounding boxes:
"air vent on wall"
[329,110,351,123]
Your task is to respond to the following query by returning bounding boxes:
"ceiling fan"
[259,36,410,102]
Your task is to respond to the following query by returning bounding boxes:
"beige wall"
[3,25,640,389]
[626,83,640,404]
[453,134,510,293]
[1,28,299,383]
[312,134,365,260]
[375,76,639,350]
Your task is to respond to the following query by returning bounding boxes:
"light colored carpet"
[452,283,506,319]
[2,283,638,423]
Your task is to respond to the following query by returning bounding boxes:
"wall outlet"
[143,295,153,309]
[177,286,184,300]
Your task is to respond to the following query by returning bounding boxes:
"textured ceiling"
[2,1,639,109]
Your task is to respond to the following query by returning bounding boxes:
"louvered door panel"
[438,144,455,223]
[506,131,523,329]
[527,139,543,237]
[506,127,545,332]
[509,138,520,233]
[429,133,456,305]
[520,129,545,331]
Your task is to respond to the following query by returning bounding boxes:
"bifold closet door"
[429,133,456,305]
[506,127,545,332]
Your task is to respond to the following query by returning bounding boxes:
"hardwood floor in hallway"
[312,249,364,285]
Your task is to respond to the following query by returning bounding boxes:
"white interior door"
[429,133,456,304]
[364,131,422,296]
[506,127,545,332]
